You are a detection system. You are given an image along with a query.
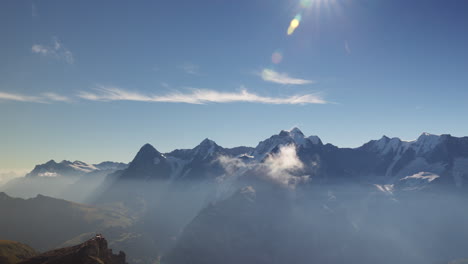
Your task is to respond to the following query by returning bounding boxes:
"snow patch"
[374,184,394,194]
[401,172,439,182]
[68,161,99,173]
[38,172,58,177]
[396,172,440,191]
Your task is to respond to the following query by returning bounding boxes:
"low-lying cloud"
[217,144,310,188]
[78,86,327,105]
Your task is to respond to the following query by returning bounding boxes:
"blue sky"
[1,0,468,171]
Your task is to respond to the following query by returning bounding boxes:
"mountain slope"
[0,192,131,251]
[0,240,37,264]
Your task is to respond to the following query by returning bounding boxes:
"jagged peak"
[307,135,322,145]
[45,159,58,165]
[198,138,218,147]
[417,132,439,140]
[278,127,321,146]
[130,143,163,165]
[288,127,304,136]
[380,135,391,141]
[364,135,404,154]
[279,127,304,137]
[193,138,220,159]
[137,143,160,154]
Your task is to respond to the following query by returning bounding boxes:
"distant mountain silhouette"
[0,192,131,252]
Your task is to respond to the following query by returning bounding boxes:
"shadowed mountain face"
[163,185,292,264]
[165,183,468,264]
[18,236,126,264]
[118,144,172,181]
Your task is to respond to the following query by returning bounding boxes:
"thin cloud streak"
[345,40,351,55]
[0,92,71,103]
[0,92,43,103]
[42,92,72,102]
[260,69,315,85]
[78,86,327,105]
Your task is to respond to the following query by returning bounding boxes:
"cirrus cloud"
[260,69,315,85]
[77,85,327,105]
[0,91,71,103]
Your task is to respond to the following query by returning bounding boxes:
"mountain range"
[2,128,468,264]
[96,128,468,193]
[1,161,127,202]
[4,128,467,194]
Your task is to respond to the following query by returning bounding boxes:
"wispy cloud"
[0,91,70,103]
[31,3,38,17]
[78,85,327,105]
[345,40,351,55]
[32,37,74,64]
[0,92,43,103]
[179,62,200,75]
[260,69,315,85]
[42,92,72,102]
[1,86,327,105]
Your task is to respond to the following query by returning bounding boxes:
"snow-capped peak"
[199,138,217,147]
[366,132,444,156]
[279,127,322,146]
[371,136,404,154]
[193,138,219,159]
[307,135,322,145]
[289,127,304,136]
[67,161,99,173]
[252,128,322,160]
[413,132,442,154]
[279,127,306,146]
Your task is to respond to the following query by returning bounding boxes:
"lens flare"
[271,50,283,64]
[287,14,302,35]
[300,0,313,8]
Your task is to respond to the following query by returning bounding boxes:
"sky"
[1,0,468,171]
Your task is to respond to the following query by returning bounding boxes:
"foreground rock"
[18,235,126,264]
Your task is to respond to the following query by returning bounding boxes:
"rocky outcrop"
[18,235,126,264]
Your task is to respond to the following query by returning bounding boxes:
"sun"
[286,0,341,36]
